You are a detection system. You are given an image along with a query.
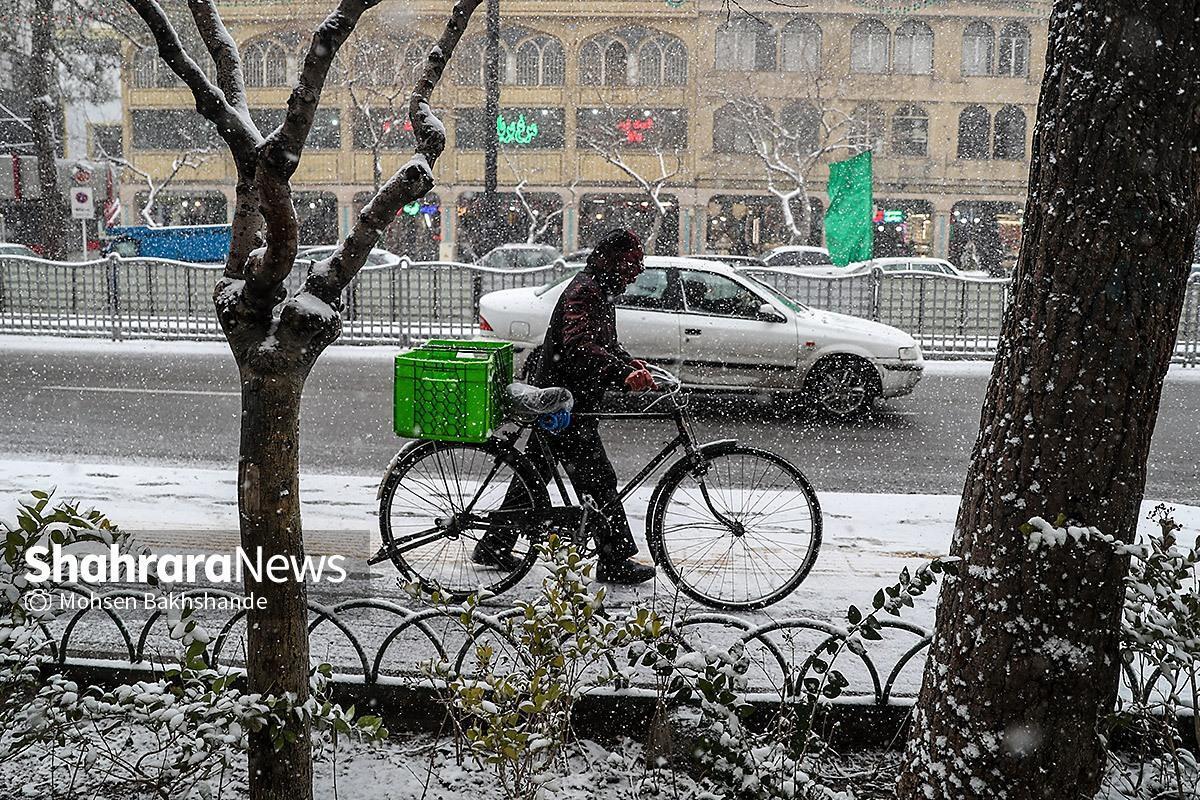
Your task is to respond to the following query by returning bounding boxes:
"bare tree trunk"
[237,372,312,799]
[896,4,1200,798]
[645,209,663,252]
[30,0,67,259]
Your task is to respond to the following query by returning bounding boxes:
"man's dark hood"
[585,228,644,297]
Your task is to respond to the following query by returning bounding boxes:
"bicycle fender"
[695,438,739,457]
[645,438,740,532]
[376,440,433,500]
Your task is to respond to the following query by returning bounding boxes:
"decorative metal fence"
[36,584,934,703]
[34,584,1178,711]
[3,253,1198,362]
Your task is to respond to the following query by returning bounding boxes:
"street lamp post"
[479,0,501,258]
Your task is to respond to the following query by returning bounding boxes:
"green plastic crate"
[393,340,513,442]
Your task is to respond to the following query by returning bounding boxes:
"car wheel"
[804,355,879,420]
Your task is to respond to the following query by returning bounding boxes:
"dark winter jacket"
[533,269,636,412]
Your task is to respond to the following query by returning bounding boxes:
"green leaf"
[847,605,862,625]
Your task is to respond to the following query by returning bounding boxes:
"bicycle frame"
[513,388,738,536]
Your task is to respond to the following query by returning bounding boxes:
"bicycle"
[371,364,822,611]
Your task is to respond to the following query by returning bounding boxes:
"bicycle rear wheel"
[648,446,821,611]
[378,439,549,601]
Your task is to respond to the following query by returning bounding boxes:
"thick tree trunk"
[896,5,1200,799]
[238,372,311,800]
[30,0,68,260]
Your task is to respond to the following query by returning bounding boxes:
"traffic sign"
[73,166,92,184]
[71,187,95,219]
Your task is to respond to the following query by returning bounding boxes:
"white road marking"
[45,384,240,398]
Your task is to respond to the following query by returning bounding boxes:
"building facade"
[118,0,1048,271]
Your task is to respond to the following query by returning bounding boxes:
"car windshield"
[513,248,558,268]
[743,274,808,314]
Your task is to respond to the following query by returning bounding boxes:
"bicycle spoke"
[657,450,819,608]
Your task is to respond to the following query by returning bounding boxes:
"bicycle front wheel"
[648,446,821,611]
[378,439,549,601]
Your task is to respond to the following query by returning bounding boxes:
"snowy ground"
[5,457,1198,700]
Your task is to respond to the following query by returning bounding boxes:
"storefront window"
[294,191,339,245]
[705,194,824,254]
[354,191,441,261]
[455,191,563,261]
[950,200,1022,276]
[132,190,227,226]
[579,193,679,256]
[870,199,933,258]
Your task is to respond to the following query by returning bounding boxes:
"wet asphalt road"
[4,340,1199,505]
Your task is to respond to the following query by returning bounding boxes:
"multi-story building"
[118,0,1048,271]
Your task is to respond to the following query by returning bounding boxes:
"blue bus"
[103,224,231,263]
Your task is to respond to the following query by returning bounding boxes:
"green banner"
[825,151,874,266]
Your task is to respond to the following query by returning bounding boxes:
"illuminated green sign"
[497,113,539,146]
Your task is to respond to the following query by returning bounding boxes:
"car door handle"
[684,328,702,336]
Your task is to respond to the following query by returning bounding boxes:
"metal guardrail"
[744,266,1200,363]
[2,254,1198,362]
[0,253,569,345]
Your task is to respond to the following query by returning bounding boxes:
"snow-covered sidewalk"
[5,456,1197,617]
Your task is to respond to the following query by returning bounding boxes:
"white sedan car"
[478,256,923,417]
[844,256,990,278]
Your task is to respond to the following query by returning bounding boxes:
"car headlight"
[898,346,920,360]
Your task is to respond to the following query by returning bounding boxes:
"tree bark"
[896,4,1200,799]
[238,372,311,799]
[30,0,68,260]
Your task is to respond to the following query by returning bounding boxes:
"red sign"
[73,166,92,184]
[616,117,654,143]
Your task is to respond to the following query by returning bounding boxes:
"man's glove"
[625,367,658,392]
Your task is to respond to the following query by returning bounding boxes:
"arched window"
[891,105,928,156]
[993,105,1026,160]
[582,28,682,86]
[713,103,756,154]
[603,40,628,85]
[132,48,172,88]
[635,34,688,86]
[962,21,994,76]
[781,101,820,155]
[514,35,565,85]
[998,22,1030,77]
[780,18,821,73]
[663,39,688,85]
[541,39,565,85]
[243,39,289,87]
[893,20,933,75]
[849,103,885,152]
[579,39,603,85]
[850,20,890,74]
[715,18,775,71]
[454,37,485,85]
[361,35,433,87]
[957,105,991,158]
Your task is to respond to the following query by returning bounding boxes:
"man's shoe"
[596,559,656,585]
[471,543,521,571]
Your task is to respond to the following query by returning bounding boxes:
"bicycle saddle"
[507,382,575,416]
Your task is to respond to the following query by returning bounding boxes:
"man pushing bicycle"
[473,228,659,584]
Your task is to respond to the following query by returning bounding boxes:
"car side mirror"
[757,303,786,323]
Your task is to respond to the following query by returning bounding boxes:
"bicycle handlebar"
[643,363,682,393]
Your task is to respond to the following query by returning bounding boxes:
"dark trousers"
[487,416,638,564]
